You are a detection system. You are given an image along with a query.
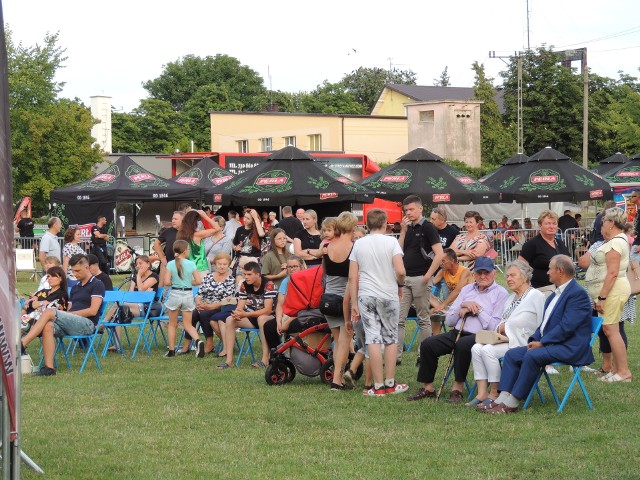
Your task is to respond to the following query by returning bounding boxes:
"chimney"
[90,95,112,153]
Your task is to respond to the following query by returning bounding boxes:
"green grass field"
[15,273,639,479]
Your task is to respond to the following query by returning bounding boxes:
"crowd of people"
[17,195,635,412]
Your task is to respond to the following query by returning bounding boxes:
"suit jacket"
[530,279,594,366]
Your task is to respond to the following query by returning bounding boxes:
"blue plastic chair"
[441,363,476,400]
[53,290,123,373]
[101,290,156,359]
[523,316,604,413]
[403,317,420,352]
[235,328,260,367]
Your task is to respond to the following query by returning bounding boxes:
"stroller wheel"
[319,359,335,385]
[265,363,288,385]
[282,359,296,383]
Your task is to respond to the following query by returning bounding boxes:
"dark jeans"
[417,330,476,384]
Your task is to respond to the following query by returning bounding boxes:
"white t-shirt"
[349,233,403,300]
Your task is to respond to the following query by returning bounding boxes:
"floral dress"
[199,272,236,304]
[63,242,86,280]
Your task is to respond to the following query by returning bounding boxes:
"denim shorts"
[54,310,95,338]
[165,290,196,312]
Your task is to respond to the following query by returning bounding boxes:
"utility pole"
[490,51,524,153]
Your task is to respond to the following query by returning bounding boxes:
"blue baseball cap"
[473,256,496,273]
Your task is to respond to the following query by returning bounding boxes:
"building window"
[237,140,248,153]
[261,137,272,152]
[419,110,435,123]
[283,136,296,147]
[308,134,322,151]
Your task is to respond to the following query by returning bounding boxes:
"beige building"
[406,100,483,167]
[209,111,407,165]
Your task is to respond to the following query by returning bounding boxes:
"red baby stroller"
[265,266,363,385]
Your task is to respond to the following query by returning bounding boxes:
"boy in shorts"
[349,209,407,396]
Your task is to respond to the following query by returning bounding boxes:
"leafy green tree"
[588,73,640,161]
[112,110,145,153]
[297,81,368,114]
[6,30,102,213]
[500,47,583,160]
[131,99,187,153]
[340,66,417,112]
[433,66,451,86]
[143,54,266,111]
[182,84,243,150]
[472,61,516,165]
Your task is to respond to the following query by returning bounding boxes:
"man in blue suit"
[480,255,593,414]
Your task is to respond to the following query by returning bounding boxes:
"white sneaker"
[195,340,205,358]
[545,366,559,375]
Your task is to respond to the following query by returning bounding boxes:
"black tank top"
[323,244,352,277]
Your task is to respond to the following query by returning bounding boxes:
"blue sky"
[4,0,639,112]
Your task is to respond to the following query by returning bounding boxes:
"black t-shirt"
[26,288,68,313]
[17,217,35,237]
[158,227,178,261]
[403,218,441,276]
[519,234,570,288]
[294,229,322,266]
[233,227,262,258]
[134,272,159,295]
[558,214,579,232]
[91,225,107,247]
[279,216,304,239]
[96,272,113,291]
[437,223,459,248]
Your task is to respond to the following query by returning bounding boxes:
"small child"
[164,240,203,358]
[349,208,407,396]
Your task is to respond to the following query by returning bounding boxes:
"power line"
[556,25,640,49]
[592,44,640,53]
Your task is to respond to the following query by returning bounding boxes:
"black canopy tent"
[172,155,236,198]
[359,147,500,204]
[480,147,613,203]
[593,152,629,176]
[50,155,201,229]
[215,147,375,217]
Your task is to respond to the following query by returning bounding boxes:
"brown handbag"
[627,260,640,295]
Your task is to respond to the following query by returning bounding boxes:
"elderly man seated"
[408,256,509,403]
[479,255,593,414]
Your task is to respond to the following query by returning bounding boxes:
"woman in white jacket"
[466,260,544,408]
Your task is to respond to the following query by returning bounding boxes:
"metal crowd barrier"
[560,227,594,263]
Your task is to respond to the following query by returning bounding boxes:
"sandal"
[217,363,232,370]
[251,361,266,368]
[601,373,632,383]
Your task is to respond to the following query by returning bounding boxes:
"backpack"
[283,265,324,317]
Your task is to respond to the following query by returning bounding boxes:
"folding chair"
[523,316,604,413]
[235,328,260,367]
[403,317,420,352]
[101,290,155,359]
[147,288,169,349]
[442,363,476,400]
[15,248,40,282]
[54,290,123,373]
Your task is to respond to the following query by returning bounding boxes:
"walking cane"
[436,312,469,401]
